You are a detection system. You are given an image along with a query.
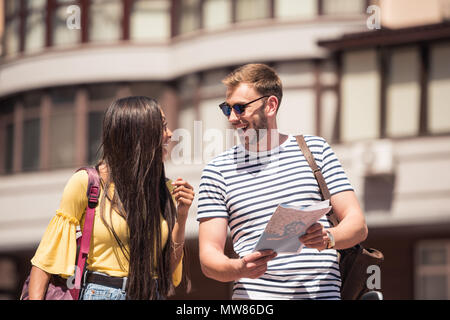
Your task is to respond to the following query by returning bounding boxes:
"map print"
[254,200,331,254]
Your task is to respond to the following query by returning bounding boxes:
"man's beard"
[237,107,269,151]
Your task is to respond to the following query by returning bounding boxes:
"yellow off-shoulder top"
[31,170,182,287]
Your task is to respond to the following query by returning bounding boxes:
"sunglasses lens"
[233,105,245,114]
[219,104,231,117]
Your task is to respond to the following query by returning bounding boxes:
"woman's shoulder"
[62,169,91,197]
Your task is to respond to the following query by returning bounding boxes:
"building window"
[203,0,232,30]
[22,118,41,171]
[428,42,450,134]
[235,0,271,22]
[87,83,118,102]
[49,88,76,169]
[386,47,421,138]
[24,0,47,53]
[341,49,380,142]
[0,258,18,300]
[275,0,317,20]
[86,84,119,163]
[4,124,14,174]
[320,90,338,143]
[21,92,42,172]
[179,0,202,34]
[89,0,123,42]
[0,99,15,174]
[130,0,170,41]
[4,0,21,57]
[53,0,82,47]
[415,240,450,299]
[322,0,366,15]
[88,111,104,164]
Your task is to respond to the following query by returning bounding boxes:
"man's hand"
[237,250,277,279]
[299,223,329,251]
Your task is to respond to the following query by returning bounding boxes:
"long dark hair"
[97,96,178,300]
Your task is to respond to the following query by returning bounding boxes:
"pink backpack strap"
[70,167,100,299]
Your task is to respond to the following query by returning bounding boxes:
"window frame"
[415,240,450,300]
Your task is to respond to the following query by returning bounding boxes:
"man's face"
[225,83,269,148]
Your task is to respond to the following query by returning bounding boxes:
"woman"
[28,96,194,300]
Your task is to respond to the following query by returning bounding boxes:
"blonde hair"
[222,63,283,107]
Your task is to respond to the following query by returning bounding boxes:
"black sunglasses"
[219,96,270,117]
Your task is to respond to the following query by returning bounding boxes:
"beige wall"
[380,0,450,28]
[0,0,4,42]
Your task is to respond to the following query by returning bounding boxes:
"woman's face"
[160,109,172,160]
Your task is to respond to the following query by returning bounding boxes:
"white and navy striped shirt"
[197,135,353,300]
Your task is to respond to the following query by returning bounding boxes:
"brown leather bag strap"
[295,135,340,227]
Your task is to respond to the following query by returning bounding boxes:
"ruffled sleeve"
[31,170,89,277]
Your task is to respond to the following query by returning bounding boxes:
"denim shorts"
[80,282,127,300]
[80,273,164,300]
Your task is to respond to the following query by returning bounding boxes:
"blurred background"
[0,0,450,300]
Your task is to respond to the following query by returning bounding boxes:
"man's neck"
[245,130,289,153]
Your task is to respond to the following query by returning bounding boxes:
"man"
[197,63,368,300]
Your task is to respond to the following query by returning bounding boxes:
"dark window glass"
[179,0,201,34]
[5,124,14,173]
[88,111,104,164]
[22,118,40,171]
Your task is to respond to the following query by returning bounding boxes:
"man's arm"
[199,217,277,282]
[300,190,368,251]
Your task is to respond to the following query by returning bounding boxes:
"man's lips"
[234,123,249,132]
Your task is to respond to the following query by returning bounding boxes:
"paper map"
[253,199,331,254]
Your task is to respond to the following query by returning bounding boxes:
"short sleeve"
[31,170,89,277]
[320,140,354,196]
[197,163,228,221]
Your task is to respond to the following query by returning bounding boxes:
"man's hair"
[222,63,283,108]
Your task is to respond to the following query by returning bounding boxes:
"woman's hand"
[171,178,195,223]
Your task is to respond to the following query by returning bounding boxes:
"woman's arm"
[170,178,195,274]
[28,266,51,300]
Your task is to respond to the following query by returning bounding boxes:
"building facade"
[0,0,449,300]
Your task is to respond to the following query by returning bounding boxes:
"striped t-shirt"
[197,135,354,300]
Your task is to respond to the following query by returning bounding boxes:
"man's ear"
[265,96,279,117]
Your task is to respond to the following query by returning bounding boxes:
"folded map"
[253,199,332,254]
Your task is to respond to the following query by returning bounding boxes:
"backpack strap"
[295,135,340,227]
[70,167,100,299]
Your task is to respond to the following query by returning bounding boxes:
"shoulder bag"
[295,135,384,300]
[20,167,100,300]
